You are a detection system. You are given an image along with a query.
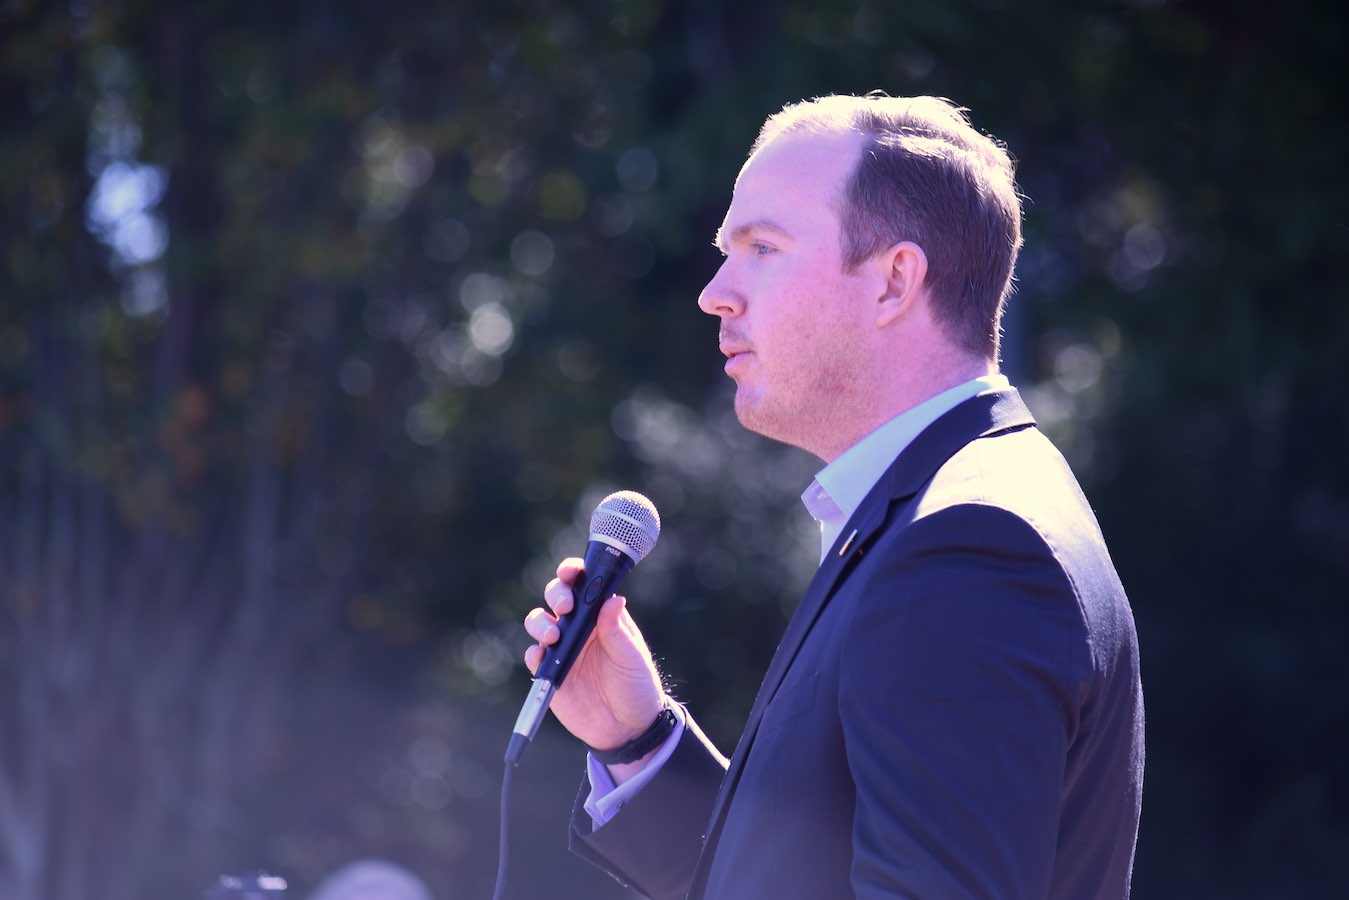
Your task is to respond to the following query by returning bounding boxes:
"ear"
[875,241,929,329]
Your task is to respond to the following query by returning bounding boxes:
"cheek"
[798,284,872,372]
[747,259,862,357]
[769,274,852,339]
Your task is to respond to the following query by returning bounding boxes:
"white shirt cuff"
[582,703,687,830]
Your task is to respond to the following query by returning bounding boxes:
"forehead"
[720,130,863,240]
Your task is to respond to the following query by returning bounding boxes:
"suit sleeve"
[569,710,727,900]
[839,502,1087,899]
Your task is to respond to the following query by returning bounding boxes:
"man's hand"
[523,558,666,769]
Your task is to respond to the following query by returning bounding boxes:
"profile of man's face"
[698,130,886,460]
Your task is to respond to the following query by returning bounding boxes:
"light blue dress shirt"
[584,373,1012,826]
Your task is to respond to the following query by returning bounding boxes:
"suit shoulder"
[913,425,1106,551]
[899,426,1136,665]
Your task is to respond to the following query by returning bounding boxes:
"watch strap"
[588,703,678,765]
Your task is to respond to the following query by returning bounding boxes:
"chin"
[733,395,764,432]
[733,394,791,445]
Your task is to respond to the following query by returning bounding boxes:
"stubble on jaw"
[731,355,869,461]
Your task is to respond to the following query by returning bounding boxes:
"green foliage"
[1,0,1346,896]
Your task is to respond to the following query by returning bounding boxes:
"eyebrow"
[714,218,793,254]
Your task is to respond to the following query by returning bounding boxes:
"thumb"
[594,593,629,639]
[598,594,657,661]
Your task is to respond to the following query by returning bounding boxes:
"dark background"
[3,0,1347,897]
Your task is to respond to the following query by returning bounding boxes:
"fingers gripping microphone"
[505,491,661,765]
[535,492,661,687]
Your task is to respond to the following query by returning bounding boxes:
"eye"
[751,241,774,255]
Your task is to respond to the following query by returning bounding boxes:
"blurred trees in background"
[1,0,1345,897]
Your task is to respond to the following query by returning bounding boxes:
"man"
[522,94,1144,899]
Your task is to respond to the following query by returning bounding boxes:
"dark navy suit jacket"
[569,390,1145,899]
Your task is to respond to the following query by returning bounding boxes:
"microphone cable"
[491,760,514,900]
[491,490,661,899]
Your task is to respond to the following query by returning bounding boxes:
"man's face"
[699,130,881,459]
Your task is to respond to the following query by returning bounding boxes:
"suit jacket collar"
[687,388,1037,898]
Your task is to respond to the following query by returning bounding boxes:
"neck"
[812,351,996,462]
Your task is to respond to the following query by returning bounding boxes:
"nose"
[698,259,745,319]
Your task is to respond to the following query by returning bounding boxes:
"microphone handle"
[536,540,635,688]
[506,540,635,765]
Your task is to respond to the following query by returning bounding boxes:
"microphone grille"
[589,490,661,563]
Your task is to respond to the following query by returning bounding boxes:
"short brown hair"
[753,95,1023,358]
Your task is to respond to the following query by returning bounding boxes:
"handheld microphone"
[505,490,661,765]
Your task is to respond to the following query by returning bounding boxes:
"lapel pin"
[838,528,859,557]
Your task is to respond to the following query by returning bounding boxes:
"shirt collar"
[801,373,1010,562]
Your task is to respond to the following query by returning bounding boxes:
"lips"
[718,335,752,378]
[719,343,751,360]
[718,329,751,361]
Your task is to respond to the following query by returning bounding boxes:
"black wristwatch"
[588,703,678,765]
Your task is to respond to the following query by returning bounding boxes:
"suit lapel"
[687,390,1036,898]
